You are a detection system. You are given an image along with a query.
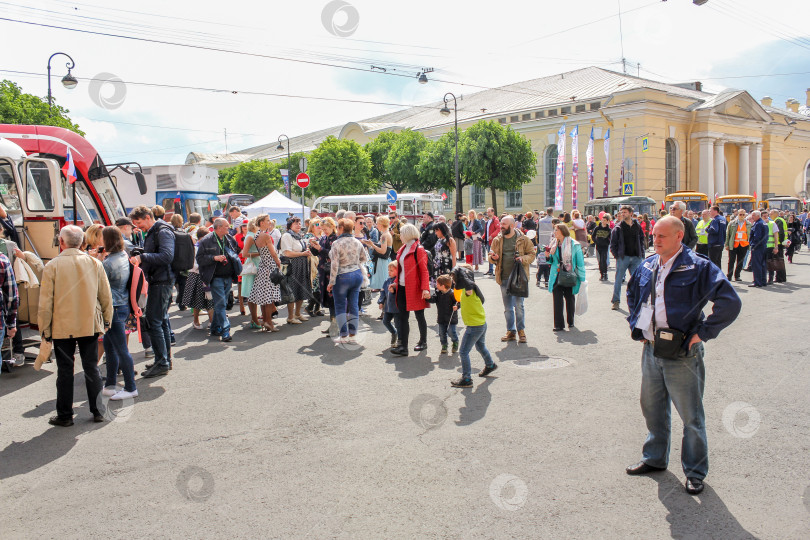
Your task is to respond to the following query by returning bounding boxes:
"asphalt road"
[1,246,809,539]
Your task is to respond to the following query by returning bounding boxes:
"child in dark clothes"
[377,261,400,347]
[428,274,459,354]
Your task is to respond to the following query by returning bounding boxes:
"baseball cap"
[423,211,434,218]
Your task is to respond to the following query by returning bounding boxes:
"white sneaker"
[110,389,138,401]
[193,323,203,330]
[102,386,118,397]
[13,352,26,366]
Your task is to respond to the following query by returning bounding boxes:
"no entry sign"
[296,172,310,189]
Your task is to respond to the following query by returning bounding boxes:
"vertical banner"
[554,124,566,211]
[620,129,626,192]
[603,129,610,197]
[587,127,594,201]
[571,126,579,210]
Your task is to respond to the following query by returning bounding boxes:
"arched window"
[544,145,557,207]
[665,138,678,194]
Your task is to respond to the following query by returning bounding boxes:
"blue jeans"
[500,283,525,332]
[640,342,708,479]
[144,281,173,368]
[210,276,232,335]
[103,304,136,392]
[438,323,459,347]
[459,323,495,379]
[333,269,362,337]
[382,312,398,337]
[612,256,642,303]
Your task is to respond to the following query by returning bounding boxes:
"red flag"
[61,146,77,184]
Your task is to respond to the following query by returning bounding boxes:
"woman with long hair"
[365,215,393,292]
[468,209,484,270]
[240,218,262,328]
[548,223,586,331]
[248,215,282,332]
[100,226,137,401]
[303,219,325,316]
[309,217,338,335]
[431,222,456,287]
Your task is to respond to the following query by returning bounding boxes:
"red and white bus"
[312,193,446,222]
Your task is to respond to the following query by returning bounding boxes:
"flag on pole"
[554,124,566,211]
[571,126,579,210]
[603,129,610,197]
[620,130,626,192]
[62,145,77,184]
[586,127,594,201]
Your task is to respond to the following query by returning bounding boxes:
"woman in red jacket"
[390,223,430,356]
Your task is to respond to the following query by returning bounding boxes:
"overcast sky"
[2,0,809,166]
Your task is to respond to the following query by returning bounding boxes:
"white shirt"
[641,246,682,342]
[398,240,416,285]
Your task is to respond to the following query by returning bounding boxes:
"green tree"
[0,80,84,135]
[227,160,282,199]
[307,136,374,198]
[416,131,473,212]
[218,167,236,194]
[464,120,536,214]
[385,129,428,194]
[365,131,398,190]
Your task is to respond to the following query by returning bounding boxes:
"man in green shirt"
[694,210,710,256]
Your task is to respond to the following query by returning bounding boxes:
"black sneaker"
[48,415,74,427]
[451,377,473,388]
[414,342,427,352]
[390,346,408,356]
[479,364,498,377]
[141,364,169,378]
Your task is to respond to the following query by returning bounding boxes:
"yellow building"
[188,67,810,213]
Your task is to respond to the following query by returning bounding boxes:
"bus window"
[0,161,23,227]
[91,175,127,220]
[401,200,413,215]
[75,181,102,223]
[22,161,54,211]
[359,203,369,214]
[349,202,359,212]
[370,203,380,213]
[637,203,654,216]
[161,198,177,214]
[186,198,212,220]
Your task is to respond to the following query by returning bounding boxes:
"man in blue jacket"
[609,205,645,310]
[706,205,727,269]
[130,206,175,378]
[624,216,741,496]
[747,210,769,287]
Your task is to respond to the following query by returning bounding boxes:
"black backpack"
[154,222,195,272]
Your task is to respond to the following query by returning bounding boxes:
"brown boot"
[501,331,516,342]
[517,330,527,343]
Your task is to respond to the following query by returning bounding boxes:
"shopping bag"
[575,281,589,316]
[506,263,529,298]
[34,339,52,371]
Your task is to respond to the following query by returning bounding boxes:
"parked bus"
[218,193,256,209]
[664,191,710,213]
[763,196,802,214]
[116,164,220,222]
[583,196,657,218]
[312,193,446,222]
[716,195,757,215]
[0,125,132,330]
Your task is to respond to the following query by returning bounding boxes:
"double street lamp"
[47,52,78,111]
[277,134,291,198]
[440,92,461,214]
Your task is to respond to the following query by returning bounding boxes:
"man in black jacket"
[451,213,466,260]
[670,201,697,249]
[196,218,241,342]
[609,205,645,310]
[130,206,175,378]
[420,212,437,251]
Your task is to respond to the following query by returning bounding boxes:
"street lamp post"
[277,134,291,199]
[440,92,461,214]
[47,52,78,112]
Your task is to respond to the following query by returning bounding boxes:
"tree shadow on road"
[455,377,494,426]
[653,470,758,539]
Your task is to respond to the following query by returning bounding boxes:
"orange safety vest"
[733,222,749,248]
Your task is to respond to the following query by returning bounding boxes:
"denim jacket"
[377,277,398,314]
[626,246,741,351]
[103,251,130,307]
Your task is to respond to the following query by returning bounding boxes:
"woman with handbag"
[548,223,586,331]
[303,220,325,317]
[468,209,484,271]
[309,217,338,336]
[248,214,282,332]
[279,217,314,324]
[364,215,393,292]
[390,223,431,356]
[240,218,262,328]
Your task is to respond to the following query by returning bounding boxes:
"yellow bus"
[664,191,710,213]
[716,194,757,215]
[763,196,802,214]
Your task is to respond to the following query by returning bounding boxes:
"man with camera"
[624,216,741,496]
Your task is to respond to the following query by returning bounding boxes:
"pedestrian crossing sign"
[623,182,635,195]
[642,137,649,152]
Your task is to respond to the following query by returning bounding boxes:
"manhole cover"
[511,356,571,370]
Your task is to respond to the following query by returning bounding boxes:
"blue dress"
[369,237,392,290]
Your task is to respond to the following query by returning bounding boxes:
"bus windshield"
[92,175,127,221]
[718,201,754,214]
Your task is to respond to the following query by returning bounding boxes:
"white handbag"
[575,280,589,316]
[240,258,258,276]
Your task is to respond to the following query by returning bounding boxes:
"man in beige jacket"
[488,216,536,343]
[39,225,113,426]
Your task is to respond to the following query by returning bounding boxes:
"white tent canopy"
[243,190,310,220]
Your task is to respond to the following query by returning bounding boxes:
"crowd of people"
[2,200,804,436]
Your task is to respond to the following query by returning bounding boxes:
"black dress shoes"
[625,461,666,475]
[685,477,704,495]
[413,342,427,351]
[390,346,408,356]
[48,415,74,427]
[141,364,169,378]
[93,414,105,423]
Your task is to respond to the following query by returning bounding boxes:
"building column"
[698,137,714,196]
[713,140,725,198]
[738,143,750,194]
[753,143,763,199]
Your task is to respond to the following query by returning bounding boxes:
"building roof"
[187,66,802,167]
